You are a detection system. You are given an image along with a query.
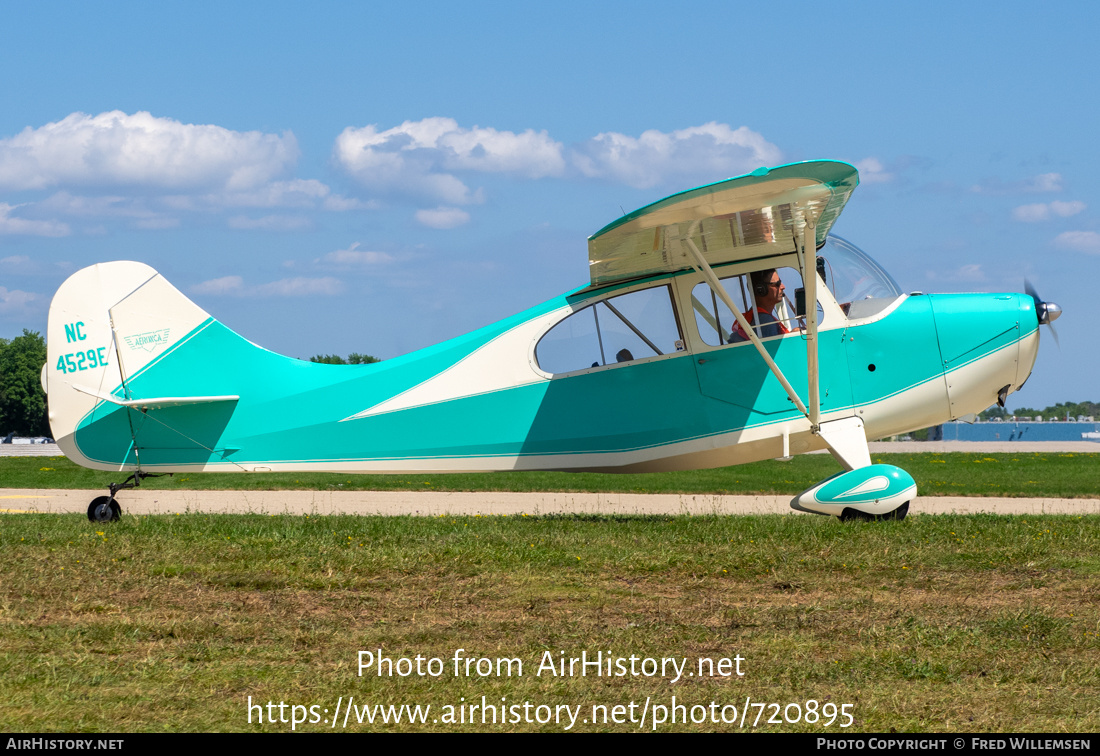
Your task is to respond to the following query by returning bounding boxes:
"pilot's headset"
[751,269,775,298]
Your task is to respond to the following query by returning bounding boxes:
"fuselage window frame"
[533,282,686,378]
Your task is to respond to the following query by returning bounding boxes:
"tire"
[839,501,909,522]
[87,496,121,523]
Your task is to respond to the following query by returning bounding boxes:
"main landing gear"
[838,500,910,522]
[790,464,916,521]
[86,471,169,522]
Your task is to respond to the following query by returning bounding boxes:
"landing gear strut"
[86,471,169,522]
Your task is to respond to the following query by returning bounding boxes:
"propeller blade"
[1024,278,1039,303]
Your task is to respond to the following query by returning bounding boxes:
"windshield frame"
[817,234,904,319]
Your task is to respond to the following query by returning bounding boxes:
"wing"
[587,160,858,289]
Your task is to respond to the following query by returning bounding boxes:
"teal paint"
[847,295,948,410]
[814,464,916,503]
[928,293,1036,370]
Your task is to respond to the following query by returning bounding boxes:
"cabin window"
[690,266,818,347]
[535,285,684,375]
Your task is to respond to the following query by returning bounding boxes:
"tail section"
[46,262,223,471]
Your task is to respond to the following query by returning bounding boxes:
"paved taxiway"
[2,488,1098,516]
[3,441,1095,516]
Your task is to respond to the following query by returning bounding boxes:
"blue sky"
[1,1,1096,411]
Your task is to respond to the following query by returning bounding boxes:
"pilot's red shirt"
[731,308,790,341]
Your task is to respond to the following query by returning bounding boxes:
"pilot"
[731,268,790,341]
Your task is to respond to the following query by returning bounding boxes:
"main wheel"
[839,501,909,522]
[87,496,121,523]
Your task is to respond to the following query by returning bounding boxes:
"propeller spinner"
[1025,280,1061,346]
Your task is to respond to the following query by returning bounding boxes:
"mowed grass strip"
[7,452,1100,497]
[1,512,1098,732]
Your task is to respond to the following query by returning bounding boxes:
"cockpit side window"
[535,284,683,375]
[690,266,817,347]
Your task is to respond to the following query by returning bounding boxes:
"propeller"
[1025,279,1061,347]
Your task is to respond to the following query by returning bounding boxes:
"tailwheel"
[88,496,121,523]
[88,470,169,523]
[839,501,909,522]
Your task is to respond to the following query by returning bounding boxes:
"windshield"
[818,235,903,318]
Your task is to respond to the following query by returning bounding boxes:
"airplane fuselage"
[54,257,1038,475]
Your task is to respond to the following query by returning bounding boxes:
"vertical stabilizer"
[46,262,212,470]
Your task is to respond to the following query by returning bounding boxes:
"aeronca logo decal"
[123,329,171,353]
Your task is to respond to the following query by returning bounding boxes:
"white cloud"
[191,274,344,297]
[1026,173,1063,192]
[318,242,394,267]
[36,192,181,230]
[253,277,344,297]
[219,179,329,208]
[227,214,311,231]
[854,157,893,183]
[1053,230,1100,253]
[40,192,151,217]
[925,263,987,284]
[32,179,364,229]
[0,286,42,317]
[218,178,364,211]
[415,206,470,229]
[191,276,244,295]
[1012,200,1086,222]
[0,111,298,191]
[570,122,782,189]
[334,117,564,203]
[134,217,181,230]
[322,195,376,211]
[972,172,1064,195]
[955,264,986,282]
[1050,200,1085,216]
[1013,203,1049,222]
[0,203,70,236]
[0,113,369,231]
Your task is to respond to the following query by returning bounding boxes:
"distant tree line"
[980,400,1099,421]
[308,353,381,365]
[0,330,49,437]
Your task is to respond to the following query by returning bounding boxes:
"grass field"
[2,510,1099,732]
[6,452,1100,498]
[2,454,1098,733]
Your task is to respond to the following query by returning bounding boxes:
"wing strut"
[681,222,810,419]
[793,218,872,470]
[794,222,821,431]
[684,217,873,470]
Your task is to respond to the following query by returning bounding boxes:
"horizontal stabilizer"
[72,384,239,411]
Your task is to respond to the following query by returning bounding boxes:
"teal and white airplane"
[43,160,1060,523]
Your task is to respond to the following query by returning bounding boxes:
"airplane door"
[694,333,854,416]
[686,270,854,422]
